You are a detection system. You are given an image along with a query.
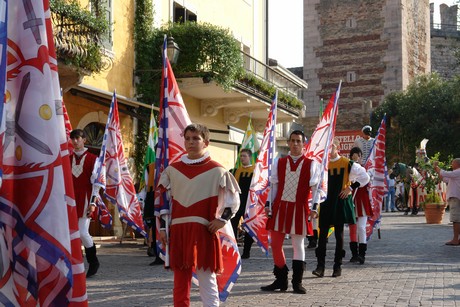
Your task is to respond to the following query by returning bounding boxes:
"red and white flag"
[243,92,278,255]
[364,115,387,240]
[305,82,341,203]
[0,1,87,305]
[61,98,74,154]
[96,92,146,237]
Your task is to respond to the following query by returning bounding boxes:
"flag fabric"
[305,82,341,204]
[364,116,387,240]
[95,92,146,237]
[233,118,259,169]
[61,98,74,154]
[0,1,87,305]
[140,107,158,191]
[153,36,192,260]
[243,92,278,255]
[0,1,6,186]
[155,35,240,301]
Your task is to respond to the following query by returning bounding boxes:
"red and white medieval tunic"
[353,184,373,217]
[158,153,240,273]
[71,148,97,218]
[266,154,320,236]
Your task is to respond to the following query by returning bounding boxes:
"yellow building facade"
[56,0,307,237]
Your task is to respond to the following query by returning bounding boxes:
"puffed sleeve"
[349,161,370,187]
[218,171,241,215]
[309,160,322,204]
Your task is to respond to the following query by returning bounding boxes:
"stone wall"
[431,4,460,80]
[302,0,430,135]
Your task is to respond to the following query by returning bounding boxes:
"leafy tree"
[372,73,460,165]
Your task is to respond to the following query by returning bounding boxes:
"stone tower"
[430,3,460,80]
[302,0,431,134]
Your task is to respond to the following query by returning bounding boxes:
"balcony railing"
[51,1,110,73]
[241,51,304,99]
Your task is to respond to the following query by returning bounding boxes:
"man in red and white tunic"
[70,129,100,277]
[158,124,240,307]
[261,130,320,294]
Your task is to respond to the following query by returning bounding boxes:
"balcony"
[50,0,110,91]
[135,22,307,131]
[180,51,307,130]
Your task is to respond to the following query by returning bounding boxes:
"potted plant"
[417,153,447,224]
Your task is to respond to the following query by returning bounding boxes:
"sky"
[268,0,457,68]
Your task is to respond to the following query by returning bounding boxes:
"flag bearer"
[70,129,100,277]
[262,130,321,294]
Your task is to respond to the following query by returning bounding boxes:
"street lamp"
[166,36,180,65]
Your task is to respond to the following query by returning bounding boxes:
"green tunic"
[319,156,356,228]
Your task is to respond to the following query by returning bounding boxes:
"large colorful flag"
[94,92,146,237]
[365,115,387,240]
[233,117,260,169]
[0,0,6,186]
[305,82,341,203]
[0,1,87,305]
[243,92,278,255]
[154,35,240,301]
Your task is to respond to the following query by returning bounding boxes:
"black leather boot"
[349,242,359,263]
[332,263,342,277]
[358,243,367,264]
[261,265,289,291]
[312,248,325,277]
[332,249,345,277]
[85,244,100,277]
[292,260,306,294]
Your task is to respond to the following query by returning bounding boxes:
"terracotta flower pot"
[423,203,446,224]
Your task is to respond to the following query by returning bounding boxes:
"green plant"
[132,0,156,184]
[418,152,452,205]
[50,0,109,73]
[372,73,460,165]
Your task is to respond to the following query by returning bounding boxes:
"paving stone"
[87,212,460,306]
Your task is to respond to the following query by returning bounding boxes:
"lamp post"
[166,36,180,64]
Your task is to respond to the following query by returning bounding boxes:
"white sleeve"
[349,162,370,187]
[309,160,322,204]
[220,171,241,212]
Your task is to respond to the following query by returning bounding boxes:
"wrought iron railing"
[51,2,111,73]
[240,51,305,99]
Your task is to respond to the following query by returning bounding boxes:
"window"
[90,0,113,50]
[346,17,357,29]
[347,71,356,83]
[173,2,197,23]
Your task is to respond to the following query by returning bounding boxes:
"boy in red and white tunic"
[70,129,100,277]
[261,130,320,294]
[158,124,240,307]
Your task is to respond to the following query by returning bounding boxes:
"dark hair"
[183,123,210,141]
[289,130,305,142]
[349,146,362,159]
[240,148,252,156]
[70,129,86,139]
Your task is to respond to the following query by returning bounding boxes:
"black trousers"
[316,223,345,266]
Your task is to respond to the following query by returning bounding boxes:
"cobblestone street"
[87,212,460,306]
